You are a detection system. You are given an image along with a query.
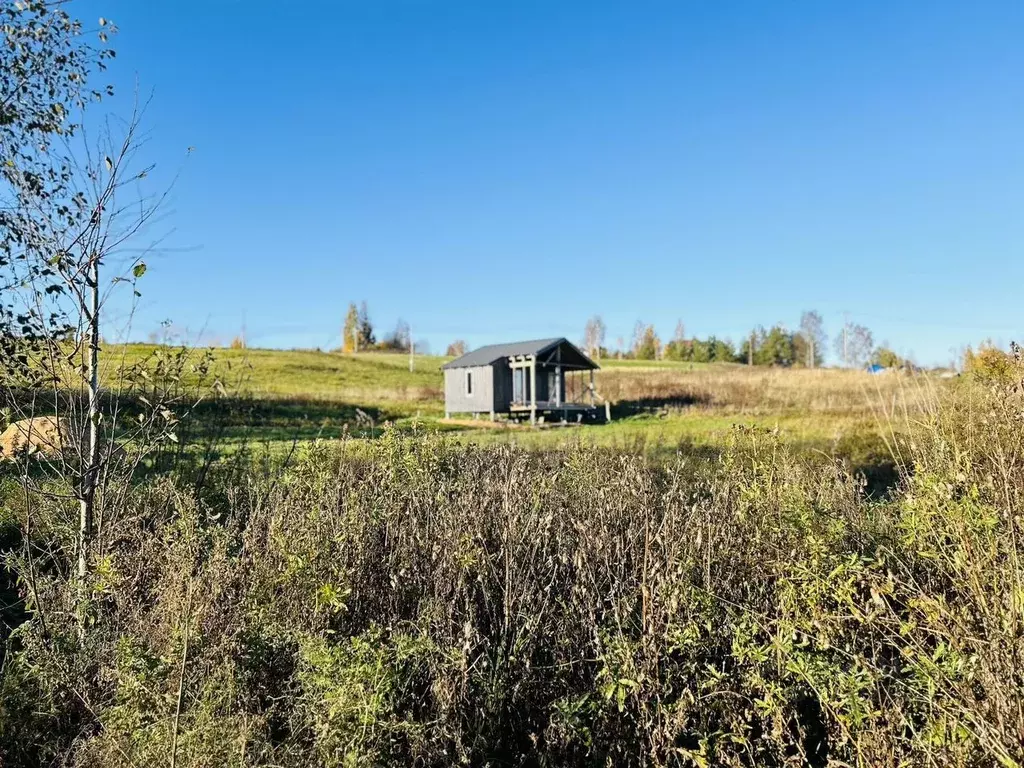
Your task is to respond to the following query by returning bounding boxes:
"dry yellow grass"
[596,365,935,415]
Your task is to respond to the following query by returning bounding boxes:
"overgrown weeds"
[600,365,929,416]
[0,373,1022,767]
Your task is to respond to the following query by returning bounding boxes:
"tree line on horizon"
[338,300,914,370]
[580,311,912,369]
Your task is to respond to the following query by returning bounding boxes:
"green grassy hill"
[94,344,922,489]
[106,344,447,404]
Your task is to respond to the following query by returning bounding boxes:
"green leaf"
[132,262,147,278]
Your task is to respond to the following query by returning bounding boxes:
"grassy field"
[4,363,1020,767]
[89,344,932,489]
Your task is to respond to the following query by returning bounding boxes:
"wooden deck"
[509,401,598,413]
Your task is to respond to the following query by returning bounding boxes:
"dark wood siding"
[492,359,512,412]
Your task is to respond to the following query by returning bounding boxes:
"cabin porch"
[506,351,602,424]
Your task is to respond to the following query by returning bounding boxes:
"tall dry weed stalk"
[0,367,1021,767]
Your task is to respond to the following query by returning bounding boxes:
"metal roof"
[443,337,578,369]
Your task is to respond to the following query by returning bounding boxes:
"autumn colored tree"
[873,346,904,369]
[634,324,661,360]
[342,303,360,352]
[446,340,468,357]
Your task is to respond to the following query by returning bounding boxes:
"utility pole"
[409,325,414,372]
[748,331,754,366]
[353,326,359,354]
[843,312,849,368]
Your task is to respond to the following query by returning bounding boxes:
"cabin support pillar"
[589,369,595,405]
[530,355,537,425]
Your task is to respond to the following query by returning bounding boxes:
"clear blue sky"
[85,0,1024,364]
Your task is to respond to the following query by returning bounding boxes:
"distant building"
[442,337,601,423]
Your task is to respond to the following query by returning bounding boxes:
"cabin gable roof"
[442,337,598,370]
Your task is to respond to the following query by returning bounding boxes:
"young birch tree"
[799,310,825,368]
[583,314,606,360]
[2,5,184,599]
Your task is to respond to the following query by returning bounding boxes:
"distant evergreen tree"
[358,301,376,348]
[741,325,797,366]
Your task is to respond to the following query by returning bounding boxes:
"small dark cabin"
[442,338,600,423]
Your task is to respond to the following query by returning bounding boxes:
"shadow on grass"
[637,431,899,499]
[184,396,394,442]
[610,393,712,419]
[4,388,902,499]
[833,431,901,499]
[3,386,418,445]
[1,390,423,493]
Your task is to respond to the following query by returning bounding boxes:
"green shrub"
[963,343,1019,384]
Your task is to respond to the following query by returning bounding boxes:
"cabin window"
[465,371,473,396]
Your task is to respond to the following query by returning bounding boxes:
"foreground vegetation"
[1,365,1022,766]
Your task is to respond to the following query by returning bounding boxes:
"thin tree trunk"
[78,255,100,584]
[170,584,193,768]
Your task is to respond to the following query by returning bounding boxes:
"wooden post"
[589,369,595,405]
[605,401,611,422]
[554,364,561,406]
[530,356,537,425]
